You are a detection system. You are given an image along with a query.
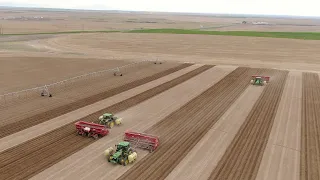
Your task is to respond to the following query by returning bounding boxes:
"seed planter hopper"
[250,75,270,86]
[252,75,270,82]
[75,121,109,139]
[123,130,159,152]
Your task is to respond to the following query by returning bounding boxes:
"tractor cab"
[102,113,114,120]
[115,141,130,152]
[98,113,122,128]
[250,76,267,86]
[105,141,137,165]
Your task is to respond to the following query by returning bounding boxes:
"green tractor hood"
[109,150,122,164]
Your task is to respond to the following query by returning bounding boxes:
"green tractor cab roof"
[118,141,130,147]
[103,113,113,117]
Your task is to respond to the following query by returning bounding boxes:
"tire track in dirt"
[165,85,264,180]
[0,65,213,180]
[256,71,302,180]
[117,67,263,180]
[300,72,320,180]
[0,63,191,138]
[208,69,288,180]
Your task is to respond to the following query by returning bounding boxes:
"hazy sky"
[1,0,319,17]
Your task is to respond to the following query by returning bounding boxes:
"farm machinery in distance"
[98,113,122,128]
[250,75,270,86]
[104,130,160,166]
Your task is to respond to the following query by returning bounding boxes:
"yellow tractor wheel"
[124,159,129,166]
[107,121,114,128]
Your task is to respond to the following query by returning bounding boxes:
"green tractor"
[250,76,267,86]
[104,141,137,166]
[98,113,122,128]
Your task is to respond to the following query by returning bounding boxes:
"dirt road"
[31,65,237,180]
[0,65,212,180]
[166,85,264,180]
[208,70,288,180]
[256,71,302,180]
[0,64,201,152]
[118,67,263,180]
[300,72,320,180]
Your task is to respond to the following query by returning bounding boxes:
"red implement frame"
[75,121,109,139]
[252,75,270,82]
[124,130,159,152]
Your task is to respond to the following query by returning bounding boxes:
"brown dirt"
[256,71,302,180]
[300,73,320,180]
[166,85,265,180]
[30,33,320,72]
[208,70,288,180]
[0,61,180,127]
[0,63,190,138]
[0,65,212,180]
[31,65,235,180]
[0,64,202,153]
[0,56,129,94]
[1,8,319,33]
[117,67,264,180]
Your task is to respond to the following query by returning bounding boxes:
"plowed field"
[209,70,288,180]
[1,62,320,180]
[301,73,320,180]
[0,63,189,137]
[0,65,212,180]
[118,67,263,180]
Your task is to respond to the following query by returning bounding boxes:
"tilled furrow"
[208,70,288,180]
[117,67,263,180]
[0,63,192,138]
[1,135,88,180]
[0,124,75,167]
[300,72,320,180]
[119,67,253,178]
[0,65,212,180]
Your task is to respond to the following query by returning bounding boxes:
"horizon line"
[1,5,320,19]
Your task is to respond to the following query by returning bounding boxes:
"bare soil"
[31,65,236,180]
[208,70,288,180]
[1,7,320,180]
[23,33,320,72]
[0,63,187,136]
[300,72,320,180]
[166,85,264,180]
[0,65,212,180]
[118,67,263,180]
[0,56,128,94]
[1,8,320,33]
[0,64,202,153]
[256,71,302,180]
